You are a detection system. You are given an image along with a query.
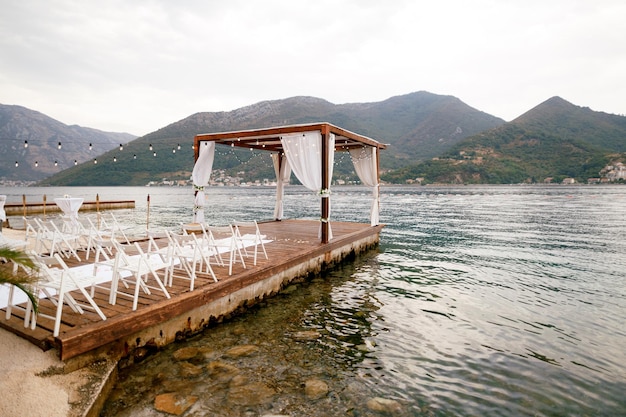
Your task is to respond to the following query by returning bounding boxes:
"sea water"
[2,185,625,416]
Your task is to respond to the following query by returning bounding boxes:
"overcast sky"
[1,0,624,136]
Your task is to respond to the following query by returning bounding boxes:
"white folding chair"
[110,240,171,311]
[198,224,226,268]
[35,218,81,261]
[100,213,131,244]
[232,220,268,266]
[167,231,217,290]
[205,225,247,275]
[30,253,107,337]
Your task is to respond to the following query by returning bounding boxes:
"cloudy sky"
[1,0,624,136]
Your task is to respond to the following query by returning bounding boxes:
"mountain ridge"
[382,96,626,184]
[39,91,503,186]
[0,103,137,182]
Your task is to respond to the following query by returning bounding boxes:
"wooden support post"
[321,127,330,244]
[146,194,151,235]
[96,194,100,229]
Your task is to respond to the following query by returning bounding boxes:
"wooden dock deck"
[0,219,383,363]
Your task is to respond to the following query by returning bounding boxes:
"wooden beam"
[193,122,386,162]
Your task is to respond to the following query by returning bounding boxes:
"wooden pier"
[3,199,135,217]
[0,219,383,365]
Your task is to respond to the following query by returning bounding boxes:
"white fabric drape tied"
[281,132,335,239]
[350,146,380,226]
[191,141,215,223]
[271,152,291,220]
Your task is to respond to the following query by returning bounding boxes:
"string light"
[35,161,38,167]
[153,151,157,157]
[74,160,78,165]
[89,143,93,150]
[54,161,58,166]
[57,142,62,149]
[172,148,176,154]
[94,159,98,164]
[133,154,137,160]
[15,161,18,167]
[149,144,153,151]
[177,144,181,150]
[113,156,117,162]
[24,140,28,148]
[119,144,123,151]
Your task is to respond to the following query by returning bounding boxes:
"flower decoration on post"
[319,189,331,197]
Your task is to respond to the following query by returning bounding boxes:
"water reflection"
[101,253,413,417]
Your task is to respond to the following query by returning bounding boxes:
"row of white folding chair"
[23,217,82,261]
[89,236,171,311]
[189,221,268,276]
[195,224,245,276]
[11,252,107,337]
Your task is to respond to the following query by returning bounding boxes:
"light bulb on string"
[153,151,157,157]
[15,161,18,167]
[54,161,58,166]
[133,154,137,160]
[149,144,153,151]
[177,144,181,150]
[172,148,176,154]
[94,159,98,164]
[24,140,28,148]
[119,144,123,151]
[34,161,38,167]
[89,143,92,150]
[57,142,62,149]
[74,160,78,165]
[113,156,117,162]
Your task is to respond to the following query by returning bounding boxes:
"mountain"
[382,97,626,184]
[0,104,137,182]
[39,92,504,186]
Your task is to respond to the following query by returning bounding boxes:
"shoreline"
[0,326,115,417]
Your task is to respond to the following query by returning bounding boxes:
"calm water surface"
[2,185,625,416]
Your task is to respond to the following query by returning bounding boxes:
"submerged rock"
[366,397,403,414]
[179,361,203,378]
[206,361,240,379]
[225,344,259,357]
[304,379,329,400]
[227,382,276,405]
[172,346,200,361]
[154,392,198,415]
[292,331,321,341]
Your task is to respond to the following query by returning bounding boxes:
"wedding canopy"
[192,123,386,244]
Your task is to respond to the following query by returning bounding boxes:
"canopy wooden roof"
[193,122,386,159]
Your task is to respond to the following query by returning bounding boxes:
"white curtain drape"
[350,146,380,226]
[271,152,291,220]
[280,132,322,190]
[281,131,335,239]
[191,141,215,223]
